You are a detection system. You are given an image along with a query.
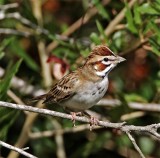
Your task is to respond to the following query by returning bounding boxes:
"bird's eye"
[103,58,108,62]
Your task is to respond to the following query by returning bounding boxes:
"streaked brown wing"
[43,72,79,104]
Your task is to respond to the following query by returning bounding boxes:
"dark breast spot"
[99,88,105,94]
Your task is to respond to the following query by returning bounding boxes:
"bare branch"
[2,12,49,35]
[0,101,160,140]
[0,28,31,37]
[126,132,145,158]
[30,0,52,87]
[29,125,102,139]
[0,3,18,10]
[0,140,37,158]
[98,99,160,112]
[51,120,66,158]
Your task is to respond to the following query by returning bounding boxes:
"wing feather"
[43,72,79,104]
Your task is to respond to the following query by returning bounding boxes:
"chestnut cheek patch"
[95,62,108,71]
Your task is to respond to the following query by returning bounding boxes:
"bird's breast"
[61,77,109,111]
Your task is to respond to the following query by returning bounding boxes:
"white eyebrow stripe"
[106,56,117,60]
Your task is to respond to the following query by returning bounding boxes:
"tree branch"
[98,99,160,112]
[0,28,31,37]
[0,140,37,158]
[0,101,160,139]
[126,132,145,158]
[29,124,102,139]
[0,101,160,158]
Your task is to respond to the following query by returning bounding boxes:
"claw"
[89,116,99,131]
[70,112,82,127]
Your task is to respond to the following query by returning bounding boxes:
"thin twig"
[120,111,145,121]
[0,28,30,37]
[2,12,49,35]
[0,101,160,139]
[7,90,25,105]
[29,125,102,139]
[51,119,66,158]
[98,99,160,112]
[7,89,29,115]
[126,132,145,158]
[0,3,18,10]
[119,39,148,56]
[30,0,52,87]
[0,140,37,158]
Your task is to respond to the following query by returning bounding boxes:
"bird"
[31,45,126,126]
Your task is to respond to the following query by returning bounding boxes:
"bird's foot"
[70,112,82,127]
[89,116,99,131]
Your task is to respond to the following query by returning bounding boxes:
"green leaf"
[149,37,160,56]
[90,32,101,45]
[96,20,104,35]
[80,48,90,57]
[151,45,160,56]
[125,2,138,34]
[0,0,5,5]
[139,81,155,100]
[0,51,4,60]
[0,59,22,100]
[0,37,14,52]
[0,108,19,140]
[96,20,108,41]
[10,40,39,71]
[149,21,160,36]
[125,93,147,102]
[133,3,141,24]
[138,3,160,15]
[93,0,110,20]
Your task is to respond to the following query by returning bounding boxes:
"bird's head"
[84,45,126,78]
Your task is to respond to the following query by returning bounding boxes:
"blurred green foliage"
[0,0,160,158]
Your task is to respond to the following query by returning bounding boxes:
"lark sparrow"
[32,45,125,124]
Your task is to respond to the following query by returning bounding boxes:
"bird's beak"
[116,56,126,63]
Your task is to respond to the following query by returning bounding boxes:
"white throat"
[96,63,117,77]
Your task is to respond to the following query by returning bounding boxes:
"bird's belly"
[61,79,108,112]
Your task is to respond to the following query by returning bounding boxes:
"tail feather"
[26,94,46,105]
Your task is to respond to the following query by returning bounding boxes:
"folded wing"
[43,72,79,104]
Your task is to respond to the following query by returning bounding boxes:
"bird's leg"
[70,112,82,127]
[83,111,99,131]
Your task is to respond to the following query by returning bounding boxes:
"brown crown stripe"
[92,45,113,56]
